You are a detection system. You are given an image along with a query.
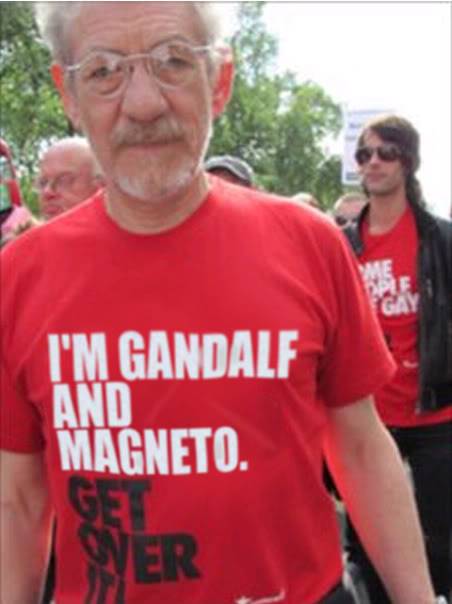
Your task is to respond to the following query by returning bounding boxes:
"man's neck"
[104,172,210,235]
[367,192,409,235]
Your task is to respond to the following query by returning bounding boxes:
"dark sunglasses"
[334,215,358,227]
[355,143,402,166]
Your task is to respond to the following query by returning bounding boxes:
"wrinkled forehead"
[67,2,206,62]
[337,200,365,216]
[40,147,90,176]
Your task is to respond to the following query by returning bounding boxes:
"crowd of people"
[0,144,377,244]
[0,3,450,604]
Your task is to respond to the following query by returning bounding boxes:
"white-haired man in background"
[35,136,104,220]
[332,192,367,228]
[0,3,441,604]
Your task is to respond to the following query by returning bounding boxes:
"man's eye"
[88,65,115,80]
[166,56,191,69]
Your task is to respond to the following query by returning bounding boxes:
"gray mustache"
[112,119,184,147]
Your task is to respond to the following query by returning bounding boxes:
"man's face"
[37,146,99,220]
[334,199,366,228]
[60,2,230,204]
[358,131,406,198]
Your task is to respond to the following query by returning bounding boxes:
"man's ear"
[51,63,82,131]
[211,50,234,118]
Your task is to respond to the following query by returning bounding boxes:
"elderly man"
[332,192,367,228]
[35,137,103,220]
[0,4,439,604]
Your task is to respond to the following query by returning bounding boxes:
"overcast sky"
[225,2,451,216]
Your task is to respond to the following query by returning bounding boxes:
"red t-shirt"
[1,179,394,604]
[359,207,452,427]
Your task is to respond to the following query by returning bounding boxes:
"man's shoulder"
[431,214,452,262]
[433,213,452,235]
[1,195,101,272]
[214,179,337,234]
[416,208,452,260]
[42,193,101,232]
[414,204,451,234]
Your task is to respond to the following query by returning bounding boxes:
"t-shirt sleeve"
[0,359,45,452]
[317,228,396,407]
[1,237,46,453]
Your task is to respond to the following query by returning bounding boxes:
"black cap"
[205,155,254,186]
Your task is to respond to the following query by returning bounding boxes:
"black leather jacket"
[344,203,452,413]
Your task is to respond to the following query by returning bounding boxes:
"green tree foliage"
[209,2,343,208]
[1,2,344,211]
[0,2,70,210]
[271,81,343,201]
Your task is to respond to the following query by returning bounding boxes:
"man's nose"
[40,183,57,201]
[368,151,382,166]
[121,63,169,122]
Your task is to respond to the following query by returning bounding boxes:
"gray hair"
[34,2,226,65]
[333,192,367,212]
[41,136,104,180]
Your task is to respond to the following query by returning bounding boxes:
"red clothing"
[1,179,394,604]
[360,207,452,427]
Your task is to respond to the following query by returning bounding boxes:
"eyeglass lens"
[73,42,208,97]
[334,215,357,227]
[34,173,76,193]
[355,144,401,166]
[335,215,347,226]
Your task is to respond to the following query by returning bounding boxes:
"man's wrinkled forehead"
[67,2,206,61]
[40,146,89,174]
[337,200,364,215]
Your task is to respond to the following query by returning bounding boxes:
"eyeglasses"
[66,41,214,98]
[355,143,402,166]
[334,215,358,227]
[33,172,77,194]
